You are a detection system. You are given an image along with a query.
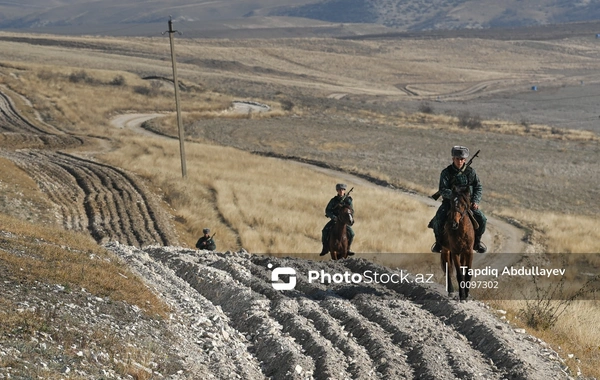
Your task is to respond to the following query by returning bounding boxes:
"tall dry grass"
[488,298,600,378]
[99,134,433,258]
[495,208,600,254]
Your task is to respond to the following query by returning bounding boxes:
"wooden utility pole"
[164,16,187,178]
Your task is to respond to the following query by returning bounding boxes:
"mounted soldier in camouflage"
[429,146,487,254]
[320,183,355,256]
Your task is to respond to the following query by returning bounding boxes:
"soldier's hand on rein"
[471,203,479,210]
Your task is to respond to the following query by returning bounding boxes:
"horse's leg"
[461,250,473,300]
[342,235,348,259]
[330,248,337,260]
[453,252,467,301]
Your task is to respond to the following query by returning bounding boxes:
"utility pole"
[163,16,187,178]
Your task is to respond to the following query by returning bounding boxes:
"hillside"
[3,0,600,37]
[1,28,599,378]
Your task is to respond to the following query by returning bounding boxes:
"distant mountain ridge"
[269,0,600,31]
[2,0,600,35]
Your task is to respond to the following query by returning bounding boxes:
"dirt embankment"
[108,243,573,379]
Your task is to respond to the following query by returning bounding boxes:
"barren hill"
[3,0,600,37]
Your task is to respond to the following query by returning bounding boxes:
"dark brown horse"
[441,186,475,301]
[328,205,354,260]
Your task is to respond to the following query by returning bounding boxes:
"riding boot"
[431,230,443,253]
[319,242,328,256]
[474,235,487,254]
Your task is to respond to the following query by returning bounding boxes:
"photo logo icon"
[268,263,297,290]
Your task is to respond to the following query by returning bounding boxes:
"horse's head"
[449,186,470,230]
[338,205,354,226]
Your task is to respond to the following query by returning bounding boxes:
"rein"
[449,191,470,229]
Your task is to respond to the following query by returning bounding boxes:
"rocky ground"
[0,242,577,379]
[111,243,576,379]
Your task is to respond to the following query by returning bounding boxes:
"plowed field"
[108,243,571,379]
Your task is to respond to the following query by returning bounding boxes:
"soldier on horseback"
[320,183,355,256]
[429,146,487,253]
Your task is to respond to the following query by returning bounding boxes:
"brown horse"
[328,205,354,260]
[441,186,475,301]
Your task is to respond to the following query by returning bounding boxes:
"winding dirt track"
[0,90,573,379]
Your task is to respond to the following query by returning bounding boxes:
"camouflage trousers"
[428,202,487,241]
[322,219,355,245]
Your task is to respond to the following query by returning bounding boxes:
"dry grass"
[98,134,433,255]
[496,208,600,254]
[488,298,600,378]
[0,213,170,318]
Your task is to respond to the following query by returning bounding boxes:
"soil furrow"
[259,258,414,378]
[144,249,316,379]
[1,150,88,231]
[0,92,49,134]
[351,295,502,379]
[112,245,267,379]
[49,152,174,247]
[296,261,501,379]
[54,157,118,244]
[342,259,567,379]
[209,257,354,380]
[319,296,414,378]
[245,256,380,379]
[84,164,140,245]
[100,160,174,246]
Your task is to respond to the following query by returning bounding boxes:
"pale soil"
[106,244,574,380]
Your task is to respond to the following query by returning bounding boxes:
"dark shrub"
[418,102,434,114]
[458,111,482,129]
[68,70,96,84]
[110,75,126,86]
[280,99,294,111]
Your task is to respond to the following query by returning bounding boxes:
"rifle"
[431,150,480,201]
[328,187,354,217]
[341,187,354,203]
[337,187,354,208]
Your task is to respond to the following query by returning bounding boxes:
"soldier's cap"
[203,228,210,234]
[451,146,469,159]
[336,183,347,190]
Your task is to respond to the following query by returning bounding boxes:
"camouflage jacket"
[438,164,482,204]
[325,195,353,219]
[195,236,216,251]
